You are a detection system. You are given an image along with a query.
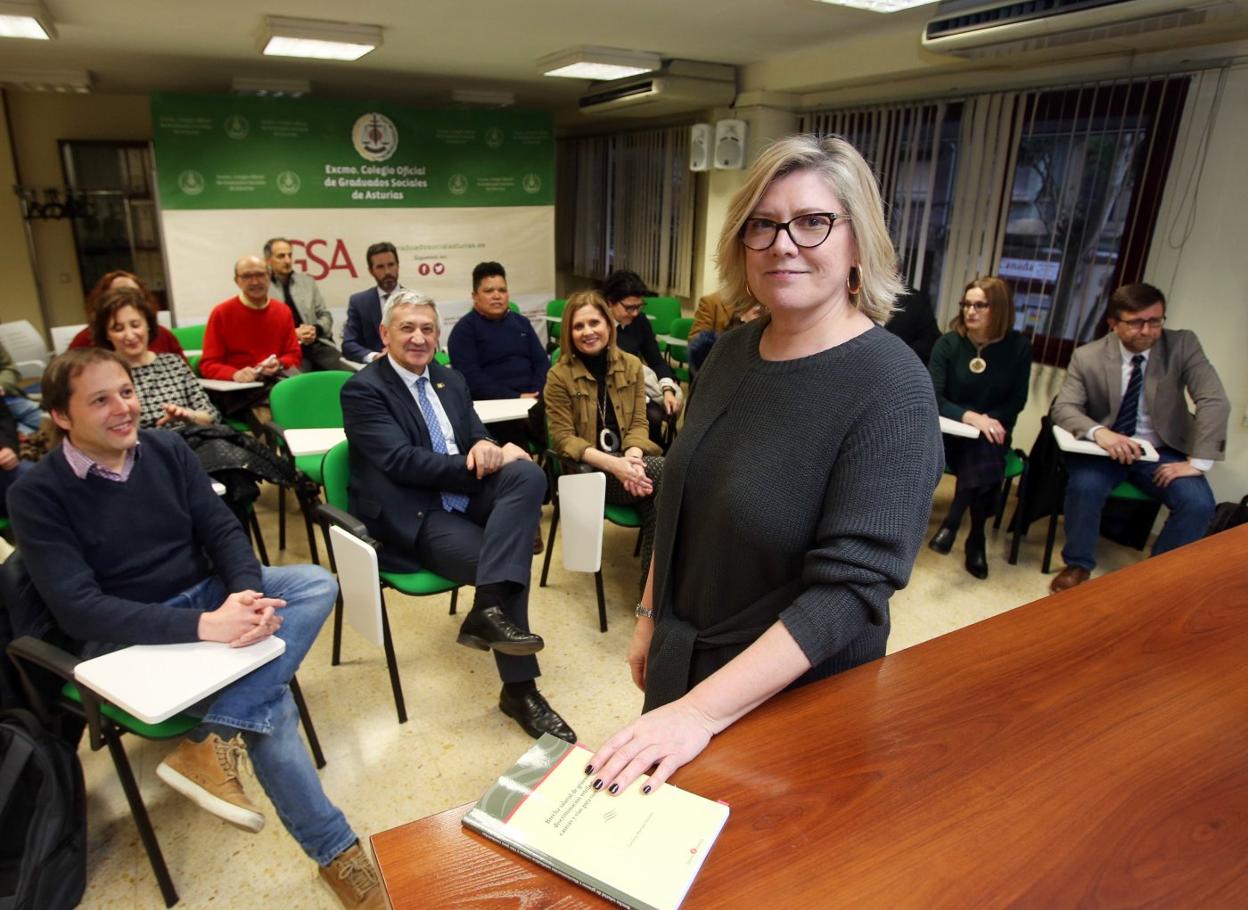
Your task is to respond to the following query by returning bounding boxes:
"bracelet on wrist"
[635,602,655,620]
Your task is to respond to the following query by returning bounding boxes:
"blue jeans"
[1061,448,1216,571]
[170,565,356,866]
[3,396,45,435]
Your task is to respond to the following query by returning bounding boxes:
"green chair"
[265,371,353,564]
[643,296,682,339]
[7,636,323,907]
[1041,477,1154,574]
[538,450,642,633]
[545,298,566,351]
[316,440,460,723]
[434,350,451,366]
[169,323,206,351]
[665,316,694,384]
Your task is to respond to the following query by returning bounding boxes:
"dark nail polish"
[608,783,619,795]
[642,784,652,795]
[584,764,594,775]
[592,779,603,790]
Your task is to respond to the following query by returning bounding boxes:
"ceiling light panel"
[812,0,938,12]
[0,0,55,39]
[539,46,661,80]
[259,17,382,61]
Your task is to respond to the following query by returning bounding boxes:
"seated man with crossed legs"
[8,348,383,909]
[340,291,575,742]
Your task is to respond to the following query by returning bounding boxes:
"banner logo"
[224,115,250,140]
[448,174,469,196]
[177,170,205,196]
[485,127,504,149]
[277,171,302,195]
[522,174,542,194]
[353,112,399,162]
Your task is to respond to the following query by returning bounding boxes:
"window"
[557,126,696,296]
[802,72,1193,365]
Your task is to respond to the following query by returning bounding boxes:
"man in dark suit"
[1049,282,1229,593]
[342,242,402,364]
[340,291,575,742]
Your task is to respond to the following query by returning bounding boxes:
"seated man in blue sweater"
[446,261,547,453]
[7,348,383,910]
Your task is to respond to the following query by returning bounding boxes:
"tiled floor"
[69,474,1144,908]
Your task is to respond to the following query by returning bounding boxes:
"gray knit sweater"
[644,319,943,711]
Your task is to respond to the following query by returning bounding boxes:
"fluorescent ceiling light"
[0,0,55,39]
[0,67,89,92]
[232,77,311,98]
[811,0,938,12]
[539,46,661,81]
[259,16,381,61]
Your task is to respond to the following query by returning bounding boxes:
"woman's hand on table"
[586,698,714,796]
[962,410,1006,445]
[157,402,212,426]
[627,616,654,690]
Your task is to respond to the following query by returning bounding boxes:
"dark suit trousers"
[415,459,546,683]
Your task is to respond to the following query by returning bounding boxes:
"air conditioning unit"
[578,60,736,117]
[922,0,1245,58]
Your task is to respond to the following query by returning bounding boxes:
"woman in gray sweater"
[585,134,942,796]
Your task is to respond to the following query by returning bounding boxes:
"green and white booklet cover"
[463,734,729,910]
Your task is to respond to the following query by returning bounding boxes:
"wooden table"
[372,525,1248,908]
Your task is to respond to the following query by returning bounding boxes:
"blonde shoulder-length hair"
[716,134,902,325]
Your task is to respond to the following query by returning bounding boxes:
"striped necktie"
[1111,354,1145,436]
[416,376,469,513]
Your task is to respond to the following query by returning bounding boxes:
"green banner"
[151,93,554,210]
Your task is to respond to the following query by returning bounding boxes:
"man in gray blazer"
[266,237,352,372]
[1049,282,1229,592]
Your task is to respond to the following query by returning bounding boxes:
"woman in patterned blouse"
[91,287,220,428]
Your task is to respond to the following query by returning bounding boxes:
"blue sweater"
[447,309,548,399]
[8,430,262,644]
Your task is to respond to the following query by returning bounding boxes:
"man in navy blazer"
[341,242,402,364]
[340,290,575,743]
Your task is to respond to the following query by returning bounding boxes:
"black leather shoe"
[499,688,577,743]
[964,546,989,580]
[456,607,544,656]
[929,527,955,555]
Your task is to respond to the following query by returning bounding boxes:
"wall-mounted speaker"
[714,119,747,170]
[690,123,712,172]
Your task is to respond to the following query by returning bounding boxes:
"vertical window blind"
[802,69,1204,364]
[556,126,696,297]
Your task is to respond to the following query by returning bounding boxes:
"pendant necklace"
[969,338,988,375]
[596,389,620,453]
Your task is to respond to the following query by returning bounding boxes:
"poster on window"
[150,93,554,326]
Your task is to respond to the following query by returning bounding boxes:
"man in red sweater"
[200,255,302,382]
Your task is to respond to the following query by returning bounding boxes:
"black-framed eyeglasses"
[617,301,646,315]
[960,300,991,312]
[1116,316,1165,331]
[739,213,850,251]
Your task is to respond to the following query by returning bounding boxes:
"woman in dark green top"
[928,277,1031,579]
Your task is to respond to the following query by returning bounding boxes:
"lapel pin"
[435,382,446,389]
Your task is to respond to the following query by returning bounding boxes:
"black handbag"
[1206,494,1248,537]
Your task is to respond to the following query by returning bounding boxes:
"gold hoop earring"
[846,266,862,297]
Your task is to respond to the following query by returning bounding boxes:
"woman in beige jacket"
[544,290,664,590]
